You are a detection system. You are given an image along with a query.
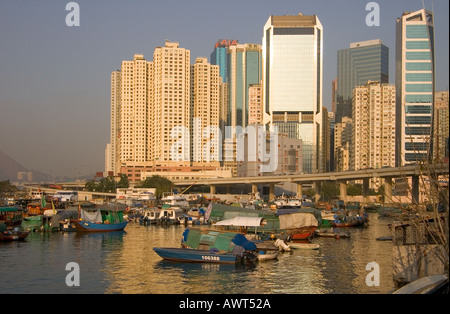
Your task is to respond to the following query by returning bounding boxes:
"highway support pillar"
[412,175,420,204]
[314,181,321,203]
[339,181,348,204]
[269,183,275,202]
[296,183,303,199]
[384,177,393,204]
[252,184,258,195]
[363,178,370,203]
[209,185,216,195]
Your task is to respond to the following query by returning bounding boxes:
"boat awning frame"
[214,216,267,227]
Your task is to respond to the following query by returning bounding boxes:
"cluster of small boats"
[2,195,374,267]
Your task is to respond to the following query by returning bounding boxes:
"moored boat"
[0,223,30,241]
[139,208,159,225]
[160,192,189,208]
[314,228,351,238]
[287,242,320,250]
[22,215,43,231]
[153,247,239,264]
[278,212,318,240]
[257,250,279,261]
[72,203,128,232]
[0,206,24,228]
[176,227,259,263]
[158,205,184,224]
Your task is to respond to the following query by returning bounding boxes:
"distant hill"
[0,150,52,182]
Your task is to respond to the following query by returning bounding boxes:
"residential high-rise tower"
[352,81,396,171]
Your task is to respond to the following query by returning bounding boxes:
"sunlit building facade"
[190,57,221,167]
[396,9,435,166]
[352,81,396,171]
[336,39,389,124]
[263,13,324,173]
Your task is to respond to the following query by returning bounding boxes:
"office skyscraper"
[210,39,238,84]
[227,43,262,128]
[336,39,389,124]
[263,13,324,173]
[395,9,435,166]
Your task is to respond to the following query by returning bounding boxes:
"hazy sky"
[0,0,448,178]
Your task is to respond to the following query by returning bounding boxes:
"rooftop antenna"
[422,0,425,9]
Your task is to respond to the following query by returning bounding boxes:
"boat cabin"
[0,207,23,228]
[158,205,183,224]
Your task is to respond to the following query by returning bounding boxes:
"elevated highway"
[172,163,449,203]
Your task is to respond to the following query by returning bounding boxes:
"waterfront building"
[107,70,121,175]
[263,13,324,174]
[152,42,191,168]
[351,81,396,172]
[190,57,221,167]
[107,43,223,181]
[117,54,154,180]
[395,9,435,166]
[336,39,389,124]
[236,124,302,177]
[142,168,233,182]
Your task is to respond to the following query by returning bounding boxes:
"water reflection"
[0,213,396,294]
[102,214,394,294]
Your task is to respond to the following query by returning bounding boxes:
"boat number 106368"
[201,255,220,261]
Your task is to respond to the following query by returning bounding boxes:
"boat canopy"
[214,216,267,227]
[81,208,102,223]
[0,206,21,212]
[278,213,318,230]
[182,228,257,252]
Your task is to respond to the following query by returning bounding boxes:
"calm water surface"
[0,213,396,294]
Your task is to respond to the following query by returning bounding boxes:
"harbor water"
[0,213,396,294]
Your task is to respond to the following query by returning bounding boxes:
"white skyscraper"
[263,13,324,173]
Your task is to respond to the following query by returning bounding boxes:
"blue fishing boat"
[154,227,259,264]
[72,203,128,232]
[153,247,238,264]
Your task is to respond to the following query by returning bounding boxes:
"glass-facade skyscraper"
[263,14,324,173]
[395,9,435,166]
[336,39,389,124]
[210,39,238,84]
[227,43,262,128]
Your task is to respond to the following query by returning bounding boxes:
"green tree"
[97,177,116,193]
[84,179,97,192]
[84,174,128,193]
[116,174,129,189]
[320,181,339,201]
[305,188,316,199]
[347,184,362,196]
[0,180,18,198]
[136,175,173,198]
